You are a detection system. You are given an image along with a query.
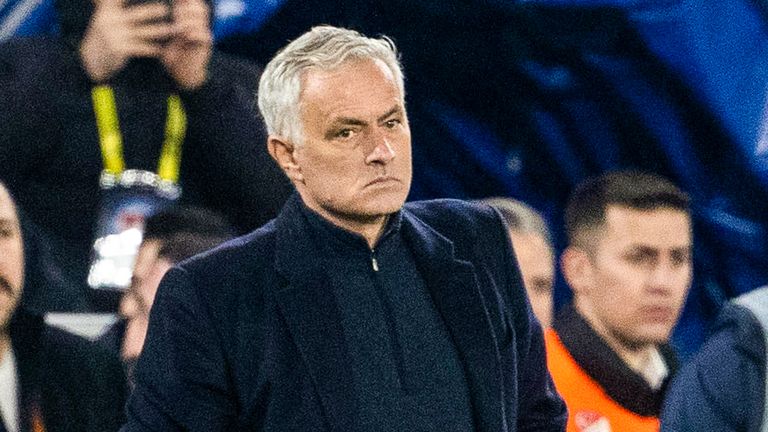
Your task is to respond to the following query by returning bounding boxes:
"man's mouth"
[366,176,399,186]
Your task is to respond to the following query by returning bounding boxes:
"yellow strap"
[92,85,124,175]
[157,94,186,183]
[91,86,186,183]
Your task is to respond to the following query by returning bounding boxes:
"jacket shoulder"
[404,199,504,240]
[179,219,278,277]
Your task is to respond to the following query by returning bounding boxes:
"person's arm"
[0,38,57,190]
[661,305,766,432]
[122,267,235,431]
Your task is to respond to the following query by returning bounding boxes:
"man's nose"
[365,133,396,164]
[646,261,678,293]
[119,292,139,320]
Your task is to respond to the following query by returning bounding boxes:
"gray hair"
[257,25,404,146]
[478,197,553,246]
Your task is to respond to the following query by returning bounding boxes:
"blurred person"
[0,181,126,432]
[546,170,692,432]
[121,25,567,431]
[98,205,234,383]
[480,197,555,327]
[661,284,768,431]
[0,0,291,312]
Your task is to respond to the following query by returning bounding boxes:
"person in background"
[0,180,126,432]
[480,197,555,328]
[546,170,692,432]
[98,205,234,385]
[661,284,768,431]
[121,25,567,431]
[0,0,291,312]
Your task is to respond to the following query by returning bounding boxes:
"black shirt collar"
[298,199,403,254]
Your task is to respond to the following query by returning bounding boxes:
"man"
[0,0,290,311]
[661,285,768,431]
[480,197,555,328]
[545,170,692,432]
[123,25,567,431]
[98,205,234,384]
[0,181,126,432]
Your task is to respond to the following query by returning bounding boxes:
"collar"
[298,198,403,254]
[553,304,678,416]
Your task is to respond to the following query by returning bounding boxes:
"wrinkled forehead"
[299,57,403,98]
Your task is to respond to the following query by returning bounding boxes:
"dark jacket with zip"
[122,195,567,431]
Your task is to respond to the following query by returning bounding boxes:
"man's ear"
[560,246,593,297]
[267,136,303,183]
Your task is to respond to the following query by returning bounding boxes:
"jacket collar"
[554,304,678,416]
[272,195,503,432]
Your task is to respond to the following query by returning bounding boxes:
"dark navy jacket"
[661,293,767,432]
[122,196,567,431]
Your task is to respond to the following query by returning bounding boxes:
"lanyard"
[91,85,187,184]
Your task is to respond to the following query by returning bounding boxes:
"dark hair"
[157,232,232,264]
[143,205,235,242]
[565,170,690,247]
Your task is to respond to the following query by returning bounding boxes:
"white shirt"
[638,347,669,391]
[0,346,19,432]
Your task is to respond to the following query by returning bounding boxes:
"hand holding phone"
[160,0,213,90]
[80,0,175,82]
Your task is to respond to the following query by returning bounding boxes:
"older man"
[480,198,555,328]
[0,181,126,432]
[123,25,566,431]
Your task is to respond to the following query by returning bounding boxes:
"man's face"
[119,240,170,361]
[288,58,412,226]
[576,205,692,348]
[0,186,23,331]
[510,231,554,328]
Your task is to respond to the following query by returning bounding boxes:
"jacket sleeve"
[661,304,766,432]
[122,267,236,431]
[484,206,567,431]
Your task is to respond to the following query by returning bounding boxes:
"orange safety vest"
[544,329,660,432]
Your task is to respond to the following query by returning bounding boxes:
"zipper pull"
[371,254,379,272]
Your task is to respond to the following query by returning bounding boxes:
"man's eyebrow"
[377,106,402,123]
[330,117,367,127]
[327,106,402,129]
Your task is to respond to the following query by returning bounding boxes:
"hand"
[161,0,213,91]
[80,0,173,83]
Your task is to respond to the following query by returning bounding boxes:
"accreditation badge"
[87,170,180,290]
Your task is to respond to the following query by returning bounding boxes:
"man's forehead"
[300,59,402,103]
[602,204,692,246]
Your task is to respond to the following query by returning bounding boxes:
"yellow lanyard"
[91,85,187,183]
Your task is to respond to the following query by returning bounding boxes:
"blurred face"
[119,240,170,361]
[570,205,692,350]
[510,231,554,328]
[0,185,23,333]
[280,58,412,229]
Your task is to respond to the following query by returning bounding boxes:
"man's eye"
[384,119,401,128]
[626,252,654,265]
[336,129,355,139]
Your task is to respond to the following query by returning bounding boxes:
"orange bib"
[545,329,660,432]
